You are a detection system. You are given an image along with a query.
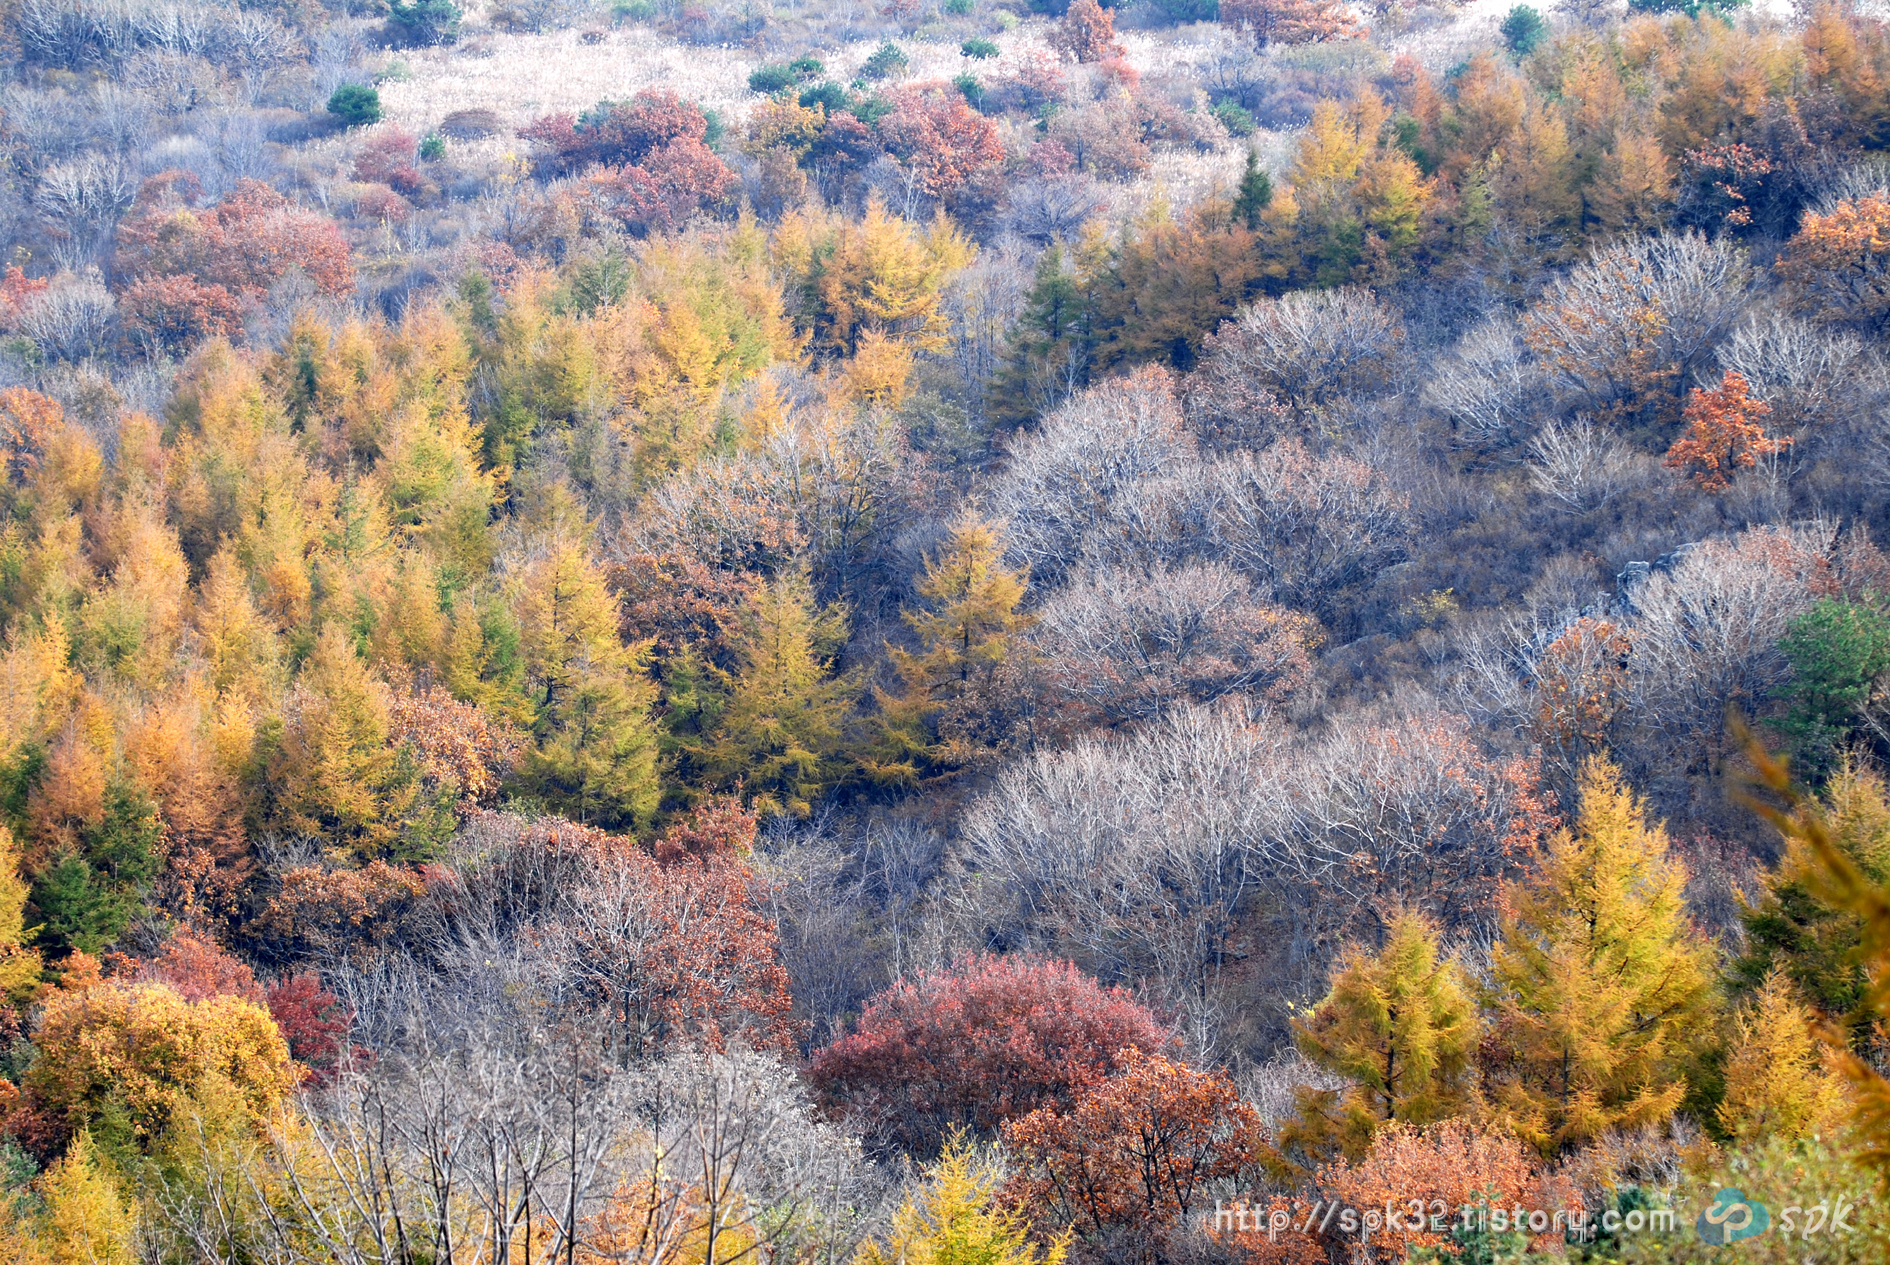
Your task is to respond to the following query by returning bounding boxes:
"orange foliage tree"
[1663,370,1786,492]
[1220,0,1361,47]
[1001,1050,1267,1261]
[1778,193,1890,330]
[0,265,48,330]
[536,800,800,1062]
[251,860,432,965]
[1048,0,1124,63]
[0,387,61,482]
[1530,616,1634,769]
[127,928,265,1005]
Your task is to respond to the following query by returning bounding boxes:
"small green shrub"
[328,84,383,129]
[749,64,796,94]
[419,132,446,161]
[1211,99,1254,136]
[612,0,656,18]
[954,72,984,109]
[961,36,999,58]
[862,41,909,80]
[1153,0,1218,19]
[1626,0,1748,14]
[388,0,461,47]
[945,0,975,11]
[799,82,851,114]
[1498,4,1546,55]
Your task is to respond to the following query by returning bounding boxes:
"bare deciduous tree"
[1209,438,1410,624]
[159,1022,884,1265]
[957,702,1542,1058]
[1424,317,1542,448]
[35,154,136,268]
[1525,416,1647,513]
[1190,286,1406,430]
[1625,522,1836,757]
[16,269,116,359]
[991,367,1201,586]
[1033,560,1314,724]
[1523,230,1751,419]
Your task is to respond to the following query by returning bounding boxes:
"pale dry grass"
[373,19,1071,138]
[328,5,1591,231]
[375,28,766,133]
[352,14,1275,226]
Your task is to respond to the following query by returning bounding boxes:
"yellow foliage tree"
[265,623,414,856]
[1290,909,1479,1161]
[1717,968,1851,1145]
[853,1134,1068,1265]
[1288,93,1432,285]
[1488,95,1581,246]
[773,195,973,356]
[1485,758,1714,1156]
[833,328,915,409]
[192,547,284,705]
[698,570,855,818]
[508,524,661,828]
[0,823,43,1003]
[1740,730,1890,1181]
[873,516,1032,781]
[165,344,335,628]
[23,981,298,1155]
[613,222,804,478]
[33,1131,137,1265]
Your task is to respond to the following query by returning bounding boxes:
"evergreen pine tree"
[30,782,161,957]
[1738,759,1890,1050]
[1233,149,1274,231]
[989,243,1089,426]
[1486,758,1714,1156]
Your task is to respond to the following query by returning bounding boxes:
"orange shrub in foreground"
[1230,1120,1572,1265]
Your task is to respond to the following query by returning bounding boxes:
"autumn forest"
[1,0,1890,1258]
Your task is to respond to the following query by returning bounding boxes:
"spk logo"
[1696,1189,1769,1245]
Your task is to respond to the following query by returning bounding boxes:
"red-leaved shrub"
[353,129,424,196]
[116,175,354,300]
[120,273,244,353]
[265,973,357,1085]
[807,955,1168,1156]
[874,85,1006,201]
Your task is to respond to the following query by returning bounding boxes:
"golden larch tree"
[873,515,1032,781]
[1291,908,1480,1159]
[1717,968,1851,1145]
[698,570,856,818]
[1485,758,1714,1156]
